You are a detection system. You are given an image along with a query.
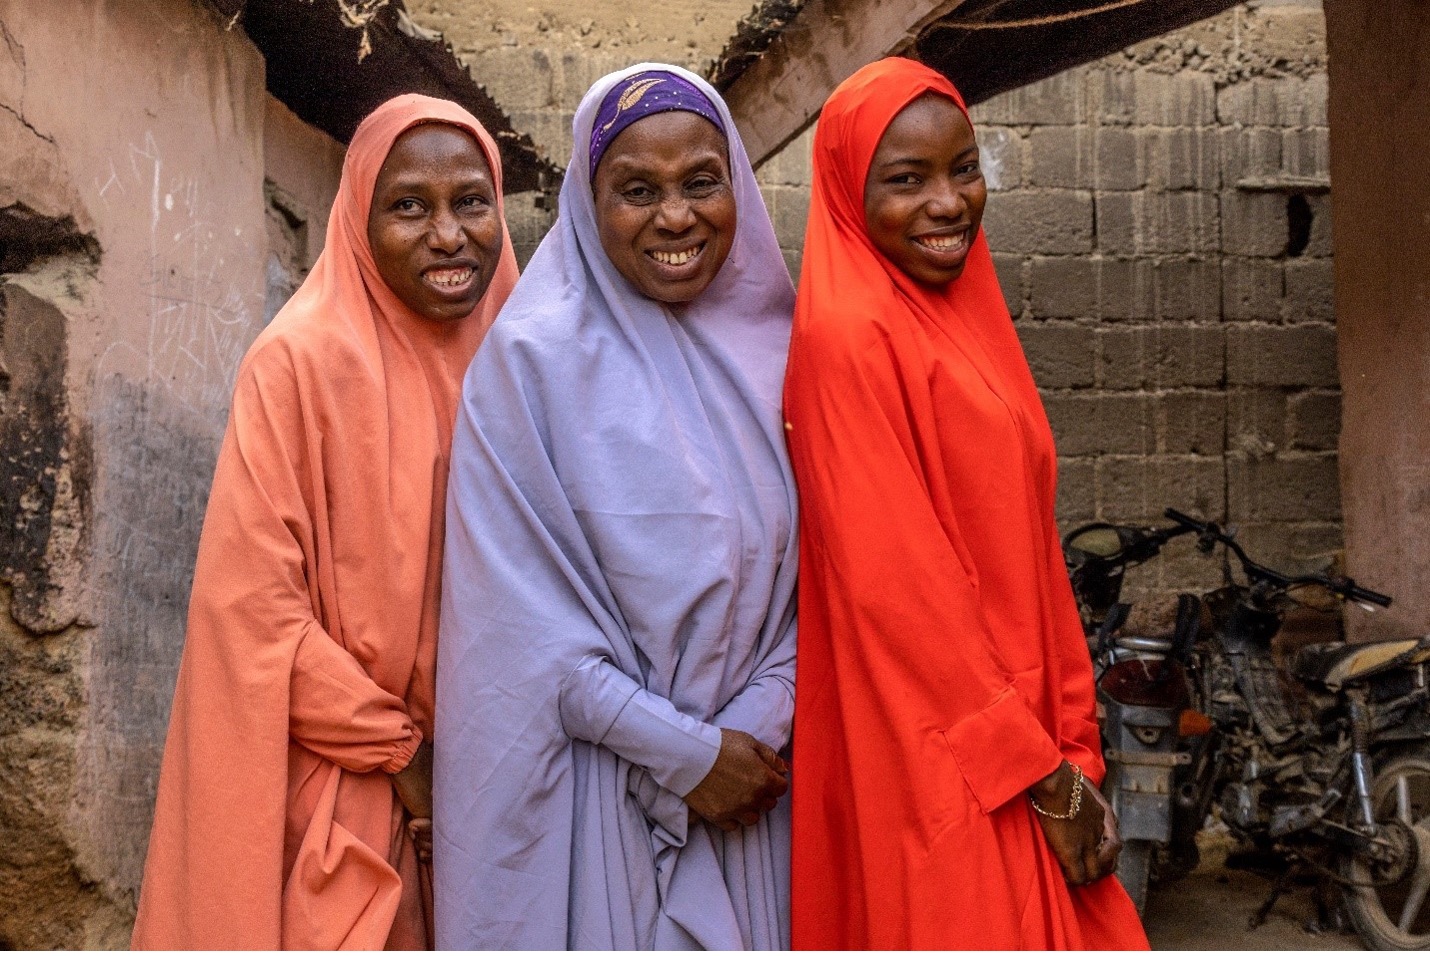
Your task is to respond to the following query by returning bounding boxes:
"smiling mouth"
[913,229,970,255]
[648,244,704,268]
[424,265,475,288]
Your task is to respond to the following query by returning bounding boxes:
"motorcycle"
[1064,509,1430,950]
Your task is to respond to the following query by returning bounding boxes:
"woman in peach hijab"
[130,94,518,950]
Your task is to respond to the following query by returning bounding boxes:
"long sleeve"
[290,626,421,774]
[709,616,796,752]
[558,655,721,797]
[220,348,419,774]
[786,326,1065,815]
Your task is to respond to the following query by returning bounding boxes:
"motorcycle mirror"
[1352,600,1383,614]
[1066,525,1124,559]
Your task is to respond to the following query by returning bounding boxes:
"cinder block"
[1055,457,1097,524]
[765,184,810,250]
[1216,76,1329,128]
[1218,127,1282,186]
[1098,257,1156,320]
[510,108,574,168]
[501,190,558,249]
[981,190,1095,255]
[1282,128,1330,179]
[969,67,1087,126]
[1288,390,1341,451]
[976,126,1023,191]
[1045,392,1154,457]
[1017,321,1096,388]
[1029,256,1097,319]
[1233,521,1343,578]
[1159,391,1227,455]
[1305,194,1334,257]
[1088,69,1136,127]
[1096,192,1136,254]
[1027,127,1091,189]
[1222,191,1290,257]
[1228,389,1288,455]
[1095,454,1226,525]
[472,47,554,111]
[1147,128,1218,191]
[782,249,801,282]
[1226,323,1339,388]
[1222,258,1284,321]
[557,50,628,107]
[1283,258,1335,323]
[1094,128,1146,190]
[1122,71,1216,127]
[992,253,1027,316]
[1098,192,1218,255]
[1099,324,1225,390]
[758,124,814,188]
[1155,258,1221,322]
[1228,453,1342,523]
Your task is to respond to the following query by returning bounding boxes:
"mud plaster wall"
[0,0,341,946]
[1325,0,1430,641]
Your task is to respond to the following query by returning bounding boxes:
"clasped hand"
[1030,761,1122,886]
[683,728,789,831]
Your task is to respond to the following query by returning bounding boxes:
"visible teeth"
[427,266,474,286]
[917,233,965,252]
[651,245,701,266]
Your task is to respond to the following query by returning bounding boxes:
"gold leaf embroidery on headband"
[598,78,666,135]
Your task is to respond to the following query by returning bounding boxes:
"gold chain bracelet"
[1030,764,1083,820]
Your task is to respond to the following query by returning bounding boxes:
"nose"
[654,194,696,233]
[427,206,467,254]
[925,178,967,220]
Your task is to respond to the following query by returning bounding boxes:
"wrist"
[1030,761,1070,802]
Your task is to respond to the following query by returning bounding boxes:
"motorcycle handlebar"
[1162,508,1393,609]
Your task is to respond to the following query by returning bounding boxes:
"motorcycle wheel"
[1343,749,1430,949]
[1118,839,1154,914]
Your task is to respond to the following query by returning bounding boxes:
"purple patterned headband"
[588,70,726,179]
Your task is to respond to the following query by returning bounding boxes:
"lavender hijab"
[434,64,797,949]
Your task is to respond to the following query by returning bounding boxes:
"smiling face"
[863,93,987,286]
[592,110,737,305]
[367,123,504,322]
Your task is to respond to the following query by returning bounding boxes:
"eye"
[956,160,982,178]
[458,194,491,211]
[393,198,423,213]
[887,172,921,186]
[686,174,723,196]
[620,183,657,203]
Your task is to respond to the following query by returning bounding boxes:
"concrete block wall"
[973,1,1339,611]
[744,2,1338,615]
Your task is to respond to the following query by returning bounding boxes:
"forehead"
[377,123,492,185]
[596,111,728,174]
[875,94,975,157]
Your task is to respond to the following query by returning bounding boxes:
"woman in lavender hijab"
[434,64,797,949]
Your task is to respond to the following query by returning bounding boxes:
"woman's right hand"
[1030,761,1119,885]
[682,728,789,831]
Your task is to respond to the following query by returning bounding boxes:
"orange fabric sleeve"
[228,348,418,772]
[788,328,1065,814]
[290,626,421,774]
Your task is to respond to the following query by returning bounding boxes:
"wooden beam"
[722,0,969,167]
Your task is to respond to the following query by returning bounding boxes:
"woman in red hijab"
[130,95,518,949]
[784,58,1149,949]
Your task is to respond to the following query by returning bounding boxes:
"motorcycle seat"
[1292,637,1430,689]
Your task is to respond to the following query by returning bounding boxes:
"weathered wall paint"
[0,0,341,945]
[1325,0,1430,640]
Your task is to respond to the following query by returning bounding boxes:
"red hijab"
[784,58,1147,949]
[132,95,518,950]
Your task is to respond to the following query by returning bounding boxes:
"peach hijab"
[131,95,518,950]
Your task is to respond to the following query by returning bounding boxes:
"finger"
[753,740,782,770]
[1084,843,1104,883]
[1096,835,1120,875]
[739,811,761,827]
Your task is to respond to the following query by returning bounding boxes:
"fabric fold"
[131,95,518,950]
[784,57,1147,950]
[435,63,797,950]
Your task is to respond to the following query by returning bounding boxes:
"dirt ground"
[1142,832,1363,950]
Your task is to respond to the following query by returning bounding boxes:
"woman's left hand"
[1030,761,1120,885]
[392,740,434,819]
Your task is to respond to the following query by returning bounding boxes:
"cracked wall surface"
[0,0,342,945]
